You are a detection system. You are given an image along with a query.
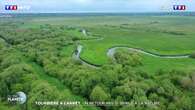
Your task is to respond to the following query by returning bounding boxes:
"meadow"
[23,15,195,73]
[77,16,195,73]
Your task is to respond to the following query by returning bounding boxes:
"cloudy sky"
[0,0,195,13]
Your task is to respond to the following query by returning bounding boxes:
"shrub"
[190,52,195,59]
[114,49,142,67]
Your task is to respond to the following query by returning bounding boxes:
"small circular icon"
[16,92,27,104]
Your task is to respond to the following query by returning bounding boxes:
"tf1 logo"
[173,5,186,10]
[5,5,18,10]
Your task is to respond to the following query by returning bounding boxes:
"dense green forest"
[0,15,195,110]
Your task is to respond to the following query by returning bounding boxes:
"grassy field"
[18,15,195,73]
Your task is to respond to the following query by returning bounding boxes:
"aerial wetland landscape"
[0,13,195,110]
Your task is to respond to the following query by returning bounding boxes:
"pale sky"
[0,0,195,13]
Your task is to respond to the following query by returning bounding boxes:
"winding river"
[73,45,190,68]
[72,29,190,68]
